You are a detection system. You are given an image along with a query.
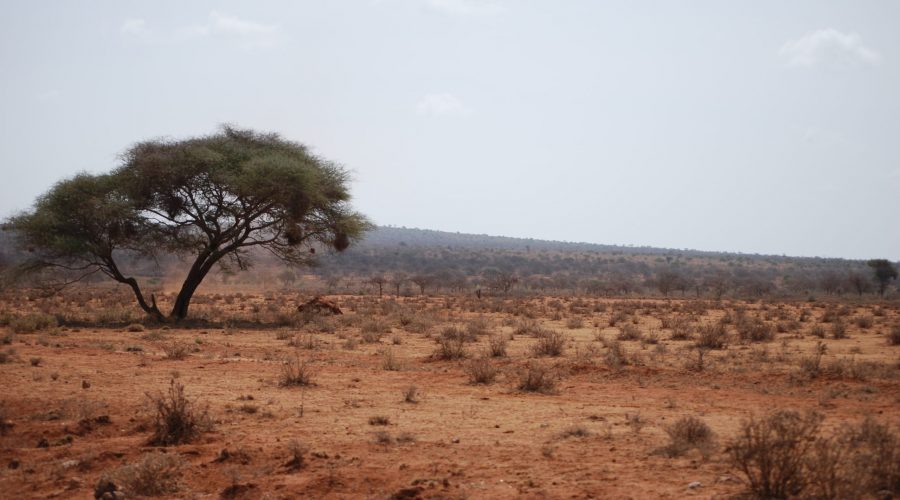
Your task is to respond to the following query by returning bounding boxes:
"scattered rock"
[688,481,702,490]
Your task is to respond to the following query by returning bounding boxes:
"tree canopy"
[867,259,898,297]
[4,126,370,320]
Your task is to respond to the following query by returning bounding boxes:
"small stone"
[451,437,460,443]
[688,481,702,490]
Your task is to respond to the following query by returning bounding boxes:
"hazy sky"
[1,1,898,259]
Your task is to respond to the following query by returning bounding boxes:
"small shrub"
[279,356,316,386]
[729,410,822,499]
[831,320,847,339]
[488,335,508,357]
[798,342,827,379]
[531,330,566,357]
[854,315,874,329]
[126,323,146,333]
[433,336,467,360]
[625,413,646,434]
[616,324,642,341]
[888,324,900,346]
[465,357,498,384]
[368,415,390,426]
[29,357,41,367]
[284,440,308,471]
[465,317,490,337]
[0,348,16,364]
[695,322,727,349]
[9,313,57,334]
[736,317,774,342]
[96,452,182,497]
[517,363,557,394]
[161,341,190,360]
[603,340,629,370]
[559,426,591,439]
[565,317,584,329]
[380,348,402,371]
[659,416,715,457]
[147,379,209,446]
[809,325,826,338]
[403,386,419,404]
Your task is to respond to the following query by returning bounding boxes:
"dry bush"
[658,416,715,458]
[466,317,491,337]
[360,321,388,343]
[513,318,542,336]
[810,325,826,338]
[695,322,727,349]
[736,317,774,342]
[0,348,15,364]
[602,339,629,370]
[0,401,11,435]
[161,341,190,360]
[729,410,822,499]
[488,334,508,357]
[441,325,477,342]
[279,356,316,386]
[403,386,419,403]
[95,452,183,498]
[147,379,209,446]
[531,330,566,357]
[433,336,467,360]
[380,348,402,371]
[368,415,390,426]
[798,342,827,379]
[517,362,557,394]
[669,318,693,340]
[559,426,591,439]
[854,315,874,329]
[616,324,642,341]
[9,313,57,334]
[565,316,584,329]
[284,440,308,471]
[890,324,900,346]
[125,323,146,333]
[831,320,848,339]
[465,357,498,384]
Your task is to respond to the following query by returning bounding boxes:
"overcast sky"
[1,1,898,260]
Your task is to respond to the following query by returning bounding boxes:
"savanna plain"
[0,288,898,499]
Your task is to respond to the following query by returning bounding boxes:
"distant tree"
[277,269,298,288]
[655,270,681,297]
[4,126,370,321]
[703,272,731,300]
[482,267,518,294]
[389,272,407,297]
[867,259,898,297]
[846,271,873,297]
[819,272,844,296]
[409,274,434,295]
[367,275,387,296]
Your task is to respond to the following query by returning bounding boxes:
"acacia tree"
[5,126,370,321]
[867,259,898,297]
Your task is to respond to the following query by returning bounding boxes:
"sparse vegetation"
[96,452,183,497]
[147,379,209,446]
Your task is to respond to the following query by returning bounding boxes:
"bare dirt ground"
[1,290,898,499]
